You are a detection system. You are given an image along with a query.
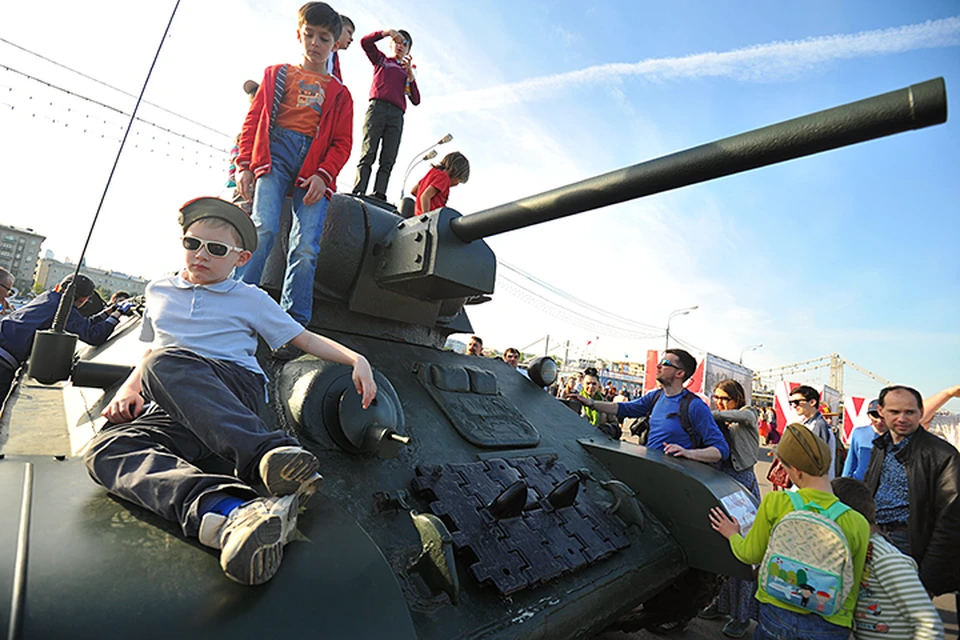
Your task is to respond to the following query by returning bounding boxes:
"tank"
[0,78,947,640]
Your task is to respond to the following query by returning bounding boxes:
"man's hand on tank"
[102,390,144,423]
[237,170,255,201]
[708,507,741,540]
[302,175,328,205]
[352,356,377,409]
[565,393,593,407]
[116,301,136,315]
[663,443,690,458]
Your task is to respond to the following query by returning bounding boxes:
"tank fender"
[579,437,758,581]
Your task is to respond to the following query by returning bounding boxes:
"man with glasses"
[0,273,122,413]
[788,385,838,480]
[0,267,16,316]
[863,385,960,601]
[569,348,728,462]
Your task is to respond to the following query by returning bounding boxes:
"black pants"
[84,348,300,537]
[352,99,404,198]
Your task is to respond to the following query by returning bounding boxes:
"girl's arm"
[418,184,439,214]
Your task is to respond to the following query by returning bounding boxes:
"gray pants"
[84,348,300,537]
[352,99,404,198]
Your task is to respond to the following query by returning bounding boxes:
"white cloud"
[427,16,960,113]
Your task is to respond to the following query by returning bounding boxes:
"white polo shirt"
[140,273,304,377]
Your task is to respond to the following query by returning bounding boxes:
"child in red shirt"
[411,152,470,216]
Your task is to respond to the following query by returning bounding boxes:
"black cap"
[867,399,880,416]
[58,274,95,298]
[178,197,257,253]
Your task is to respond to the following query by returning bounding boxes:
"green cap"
[178,197,257,253]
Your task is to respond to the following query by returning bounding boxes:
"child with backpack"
[831,478,944,640]
[710,423,870,639]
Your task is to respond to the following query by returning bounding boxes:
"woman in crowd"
[700,379,760,638]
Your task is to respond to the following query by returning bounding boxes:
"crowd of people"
[553,347,958,639]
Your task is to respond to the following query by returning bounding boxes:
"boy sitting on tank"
[84,197,377,586]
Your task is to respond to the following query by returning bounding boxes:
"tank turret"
[1,78,947,640]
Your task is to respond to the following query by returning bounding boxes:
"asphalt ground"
[3,391,956,638]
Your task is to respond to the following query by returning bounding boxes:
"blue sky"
[2,1,958,407]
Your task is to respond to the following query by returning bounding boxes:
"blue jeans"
[84,348,300,537]
[754,603,850,640]
[237,126,329,326]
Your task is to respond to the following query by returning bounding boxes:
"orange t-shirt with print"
[274,66,332,136]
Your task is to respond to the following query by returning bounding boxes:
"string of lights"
[1,64,230,155]
[0,35,233,139]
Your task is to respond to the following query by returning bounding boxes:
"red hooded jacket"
[237,64,353,199]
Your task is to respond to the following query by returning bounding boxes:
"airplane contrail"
[427,16,960,113]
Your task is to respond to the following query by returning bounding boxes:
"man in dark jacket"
[0,274,122,410]
[863,384,960,597]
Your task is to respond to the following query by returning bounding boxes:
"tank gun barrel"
[449,78,947,243]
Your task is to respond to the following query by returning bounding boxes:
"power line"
[0,35,232,139]
[498,260,664,332]
[497,272,664,340]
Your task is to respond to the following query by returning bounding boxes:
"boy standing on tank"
[85,198,377,586]
[235,2,352,358]
[351,27,420,201]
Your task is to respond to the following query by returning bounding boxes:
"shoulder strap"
[677,391,700,448]
[823,500,851,521]
[651,389,663,408]
[785,492,851,522]
[786,491,806,511]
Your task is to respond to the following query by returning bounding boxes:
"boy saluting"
[85,197,376,586]
[235,2,352,359]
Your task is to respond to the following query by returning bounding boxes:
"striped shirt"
[854,533,944,639]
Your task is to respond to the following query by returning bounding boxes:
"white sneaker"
[198,494,301,585]
[259,445,322,497]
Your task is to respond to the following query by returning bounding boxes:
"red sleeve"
[237,67,271,169]
[408,79,421,106]
[315,88,354,196]
[361,31,386,66]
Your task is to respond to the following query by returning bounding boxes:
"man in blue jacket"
[0,274,122,410]
[842,399,886,481]
[568,348,729,463]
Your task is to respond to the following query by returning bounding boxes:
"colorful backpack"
[758,492,854,618]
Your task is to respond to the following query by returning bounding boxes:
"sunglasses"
[181,236,244,258]
[712,395,732,402]
[788,399,808,406]
[0,282,16,296]
[658,359,681,369]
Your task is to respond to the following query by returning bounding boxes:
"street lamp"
[739,343,763,365]
[399,133,454,207]
[664,305,698,351]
